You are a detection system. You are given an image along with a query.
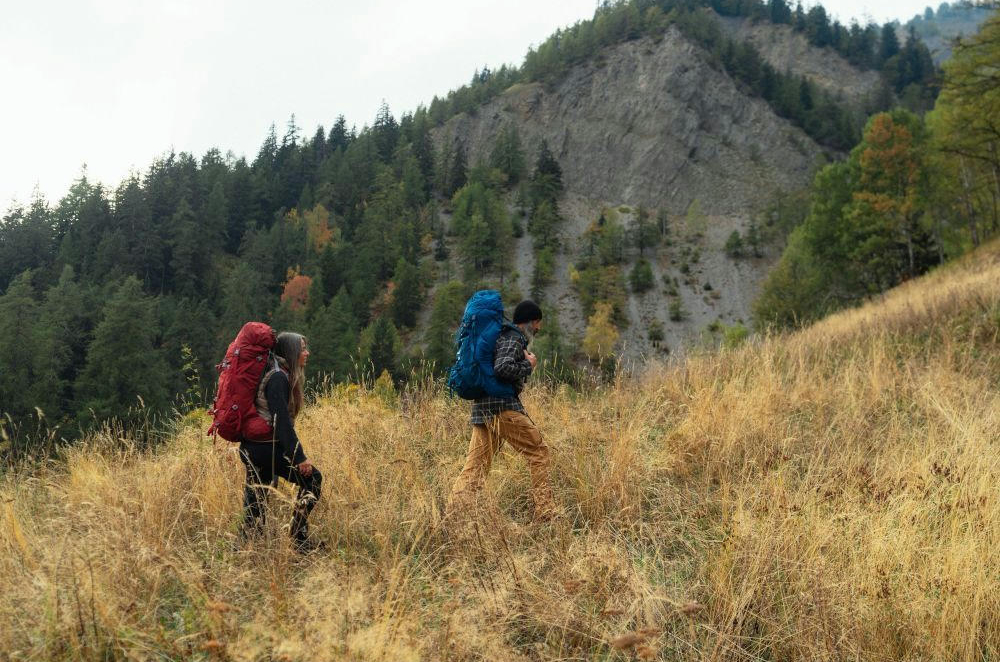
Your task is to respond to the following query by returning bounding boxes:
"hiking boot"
[293,535,326,554]
[290,520,325,554]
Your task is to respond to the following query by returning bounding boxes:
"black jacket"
[263,371,307,465]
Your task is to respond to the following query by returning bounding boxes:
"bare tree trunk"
[991,162,1000,234]
[906,222,915,278]
[989,142,1000,235]
[934,212,945,264]
[960,157,981,247]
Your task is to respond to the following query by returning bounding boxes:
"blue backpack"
[447,290,521,400]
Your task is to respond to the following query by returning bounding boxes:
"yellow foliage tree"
[302,204,335,251]
[286,204,337,252]
[582,301,619,362]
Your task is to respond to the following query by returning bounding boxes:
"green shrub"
[629,259,655,293]
[725,230,744,258]
[669,298,686,322]
[648,319,665,344]
[723,323,750,348]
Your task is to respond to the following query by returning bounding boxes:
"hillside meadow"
[1,240,999,661]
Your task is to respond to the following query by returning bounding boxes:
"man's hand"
[297,460,314,477]
[525,351,537,369]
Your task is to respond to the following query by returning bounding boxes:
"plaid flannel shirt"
[470,326,532,426]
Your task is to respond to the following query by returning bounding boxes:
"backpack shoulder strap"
[501,321,528,345]
[257,353,288,398]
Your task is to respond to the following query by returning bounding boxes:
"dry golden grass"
[2,240,999,661]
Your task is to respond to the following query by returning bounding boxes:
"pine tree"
[219,262,272,339]
[597,216,626,265]
[34,265,89,420]
[169,197,205,295]
[629,259,654,293]
[531,140,563,204]
[747,220,763,257]
[359,316,401,382]
[725,230,745,257]
[448,141,468,196]
[631,207,659,255]
[880,22,901,64]
[528,199,561,251]
[75,277,169,421]
[204,180,228,247]
[328,115,350,152]
[489,124,526,184]
[460,212,492,273]
[0,199,50,293]
[0,272,40,420]
[225,159,257,252]
[451,181,512,275]
[305,274,327,323]
[308,287,358,382]
[373,101,400,163]
[769,0,792,24]
[423,281,467,372]
[161,296,219,405]
[113,177,161,286]
[433,224,450,262]
[401,155,427,209]
[410,109,436,190]
[297,183,314,212]
[391,257,422,328]
[319,242,345,297]
[435,137,454,196]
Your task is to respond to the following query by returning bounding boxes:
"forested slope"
[0,0,964,443]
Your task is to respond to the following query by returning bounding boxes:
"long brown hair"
[274,332,306,419]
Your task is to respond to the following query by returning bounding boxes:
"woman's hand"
[298,460,314,477]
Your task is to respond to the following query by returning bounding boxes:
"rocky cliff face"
[430,19,868,361]
[717,15,882,106]
[438,24,824,217]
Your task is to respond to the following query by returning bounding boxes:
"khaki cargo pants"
[447,410,556,521]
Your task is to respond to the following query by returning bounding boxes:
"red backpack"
[207,322,277,442]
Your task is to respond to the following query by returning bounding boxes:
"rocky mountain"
[717,15,882,106]
[430,17,871,360]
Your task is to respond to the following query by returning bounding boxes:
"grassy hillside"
[2,240,999,661]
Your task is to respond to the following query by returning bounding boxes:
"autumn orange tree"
[847,111,935,289]
[756,110,939,326]
[280,268,312,311]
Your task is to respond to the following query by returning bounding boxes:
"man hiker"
[447,299,557,524]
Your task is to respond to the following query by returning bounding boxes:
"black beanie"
[512,300,543,325]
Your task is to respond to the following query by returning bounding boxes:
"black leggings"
[239,441,323,540]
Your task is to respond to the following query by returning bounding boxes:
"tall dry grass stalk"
[2,241,999,661]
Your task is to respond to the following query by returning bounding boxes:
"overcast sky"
[1,0,943,209]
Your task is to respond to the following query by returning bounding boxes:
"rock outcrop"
[430,19,873,360]
[437,24,825,217]
[716,15,882,106]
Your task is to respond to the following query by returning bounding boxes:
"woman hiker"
[238,331,323,551]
